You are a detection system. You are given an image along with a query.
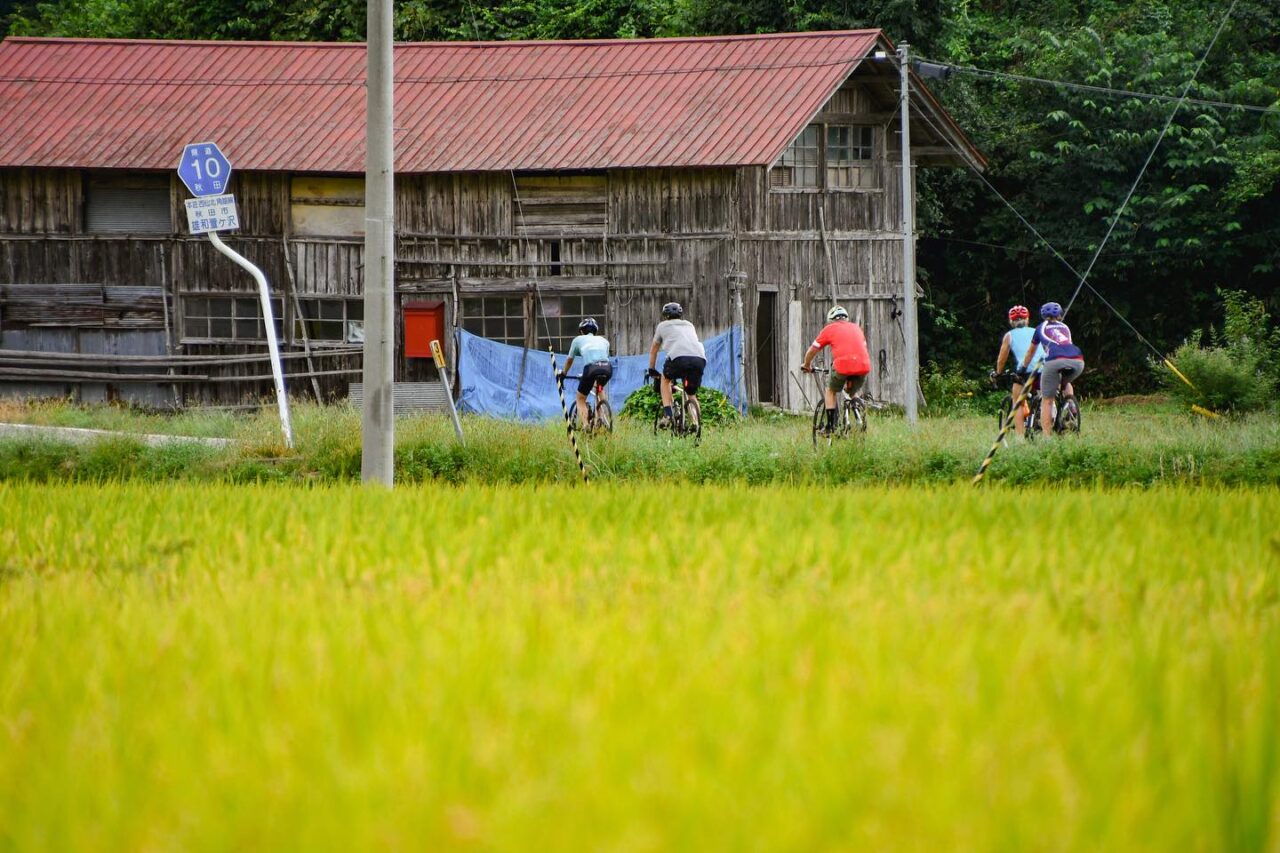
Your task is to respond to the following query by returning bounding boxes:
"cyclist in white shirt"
[646,302,705,426]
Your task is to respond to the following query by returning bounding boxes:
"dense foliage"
[618,382,740,425]
[5,0,1277,392]
[1156,288,1279,412]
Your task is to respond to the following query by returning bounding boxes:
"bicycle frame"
[562,373,612,434]
[807,367,866,445]
[652,373,701,440]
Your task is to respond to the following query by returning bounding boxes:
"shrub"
[1158,336,1274,414]
[1158,290,1278,413]
[920,361,1001,417]
[619,383,740,425]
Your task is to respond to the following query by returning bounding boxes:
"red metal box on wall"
[403,301,445,359]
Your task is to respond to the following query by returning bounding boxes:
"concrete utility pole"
[897,42,920,425]
[362,0,395,485]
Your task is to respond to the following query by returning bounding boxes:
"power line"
[909,90,1208,371]
[924,228,1280,257]
[1064,0,1239,315]
[922,58,1280,116]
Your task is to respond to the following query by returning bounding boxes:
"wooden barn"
[0,31,983,411]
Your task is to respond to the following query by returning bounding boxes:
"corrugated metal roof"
[0,32,975,173]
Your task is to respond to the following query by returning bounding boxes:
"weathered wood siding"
[2,74,931,410]
[0,169,80,234]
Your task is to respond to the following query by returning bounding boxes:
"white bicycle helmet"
[827,306,849,321]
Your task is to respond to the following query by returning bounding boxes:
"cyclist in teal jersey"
[557,318,611,428]
[991,304,1044,437]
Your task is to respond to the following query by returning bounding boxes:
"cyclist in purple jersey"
[1020,301,1084,437]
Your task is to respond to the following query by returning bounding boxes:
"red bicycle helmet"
[1008,305,1030,321]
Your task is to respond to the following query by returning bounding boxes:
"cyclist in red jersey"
[801,306,871,433]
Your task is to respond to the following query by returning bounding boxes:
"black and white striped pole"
[550,348,589,485]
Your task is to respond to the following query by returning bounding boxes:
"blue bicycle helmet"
[578,317,598,334]
[1040,301,1064,319]
[661,302,683,319]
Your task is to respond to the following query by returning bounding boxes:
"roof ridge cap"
[3,30,881,49]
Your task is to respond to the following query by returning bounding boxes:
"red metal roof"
[0,32,926,173]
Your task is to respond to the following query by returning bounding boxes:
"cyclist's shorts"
[1041,358,1083,399]
[663,356,706,394]
[578,361,612,396]
[828,370,868,395]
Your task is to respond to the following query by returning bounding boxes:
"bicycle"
[561,373,613,435]
[649,370,701,443]
[990,370,1031,443]
[806,367,866,448]
[1025,364,1081,439]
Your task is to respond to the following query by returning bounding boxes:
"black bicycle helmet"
[578,317,598,334]
[661,302,683,319]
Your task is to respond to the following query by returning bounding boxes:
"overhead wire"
[1063,0,1240,315]
[510,169,593,482]
[911,104,1207,380]
[919,59,1280,117]
[907,0,1241,380]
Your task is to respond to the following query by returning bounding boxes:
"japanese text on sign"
[185,194,240,234]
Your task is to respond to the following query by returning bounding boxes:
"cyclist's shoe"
[657,415,671,429]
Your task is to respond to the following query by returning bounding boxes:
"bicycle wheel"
[595,399,613,434]
[849,397,867,433]
[832,398,850,438]
[1057,396,1081,434]
[568,402,582,432]
[671,393,685,436]
[812,401,829,448]
[684,396,701,444]
[998,394,1013,431]
[1025,395,1041,442]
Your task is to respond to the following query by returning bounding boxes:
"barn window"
[771,124,877,190]
[536,292,605,354]
[84,174,172,233]
[826,126,876,188]
[296,297,364,344]
[462,296,526,346]
[291,177,365,237]
[770,125,820,188]
[549,240,562,276]
[181,293,284,343]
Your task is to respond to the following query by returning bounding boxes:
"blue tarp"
[457,327,745,420]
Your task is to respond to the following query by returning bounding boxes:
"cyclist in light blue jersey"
[992,304,1044,437]
[558,318,611,428]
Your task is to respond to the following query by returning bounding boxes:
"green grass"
[1,397,1279,485]
[0,482,1277,849]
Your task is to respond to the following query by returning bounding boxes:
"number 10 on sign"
[176,141,232,198]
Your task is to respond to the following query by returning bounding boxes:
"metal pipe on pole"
[897,42,920,425]
[728,272,748,413]
[208,231,293,448]
[361,0,395,485]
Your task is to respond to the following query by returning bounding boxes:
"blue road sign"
[177,141,232,197]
